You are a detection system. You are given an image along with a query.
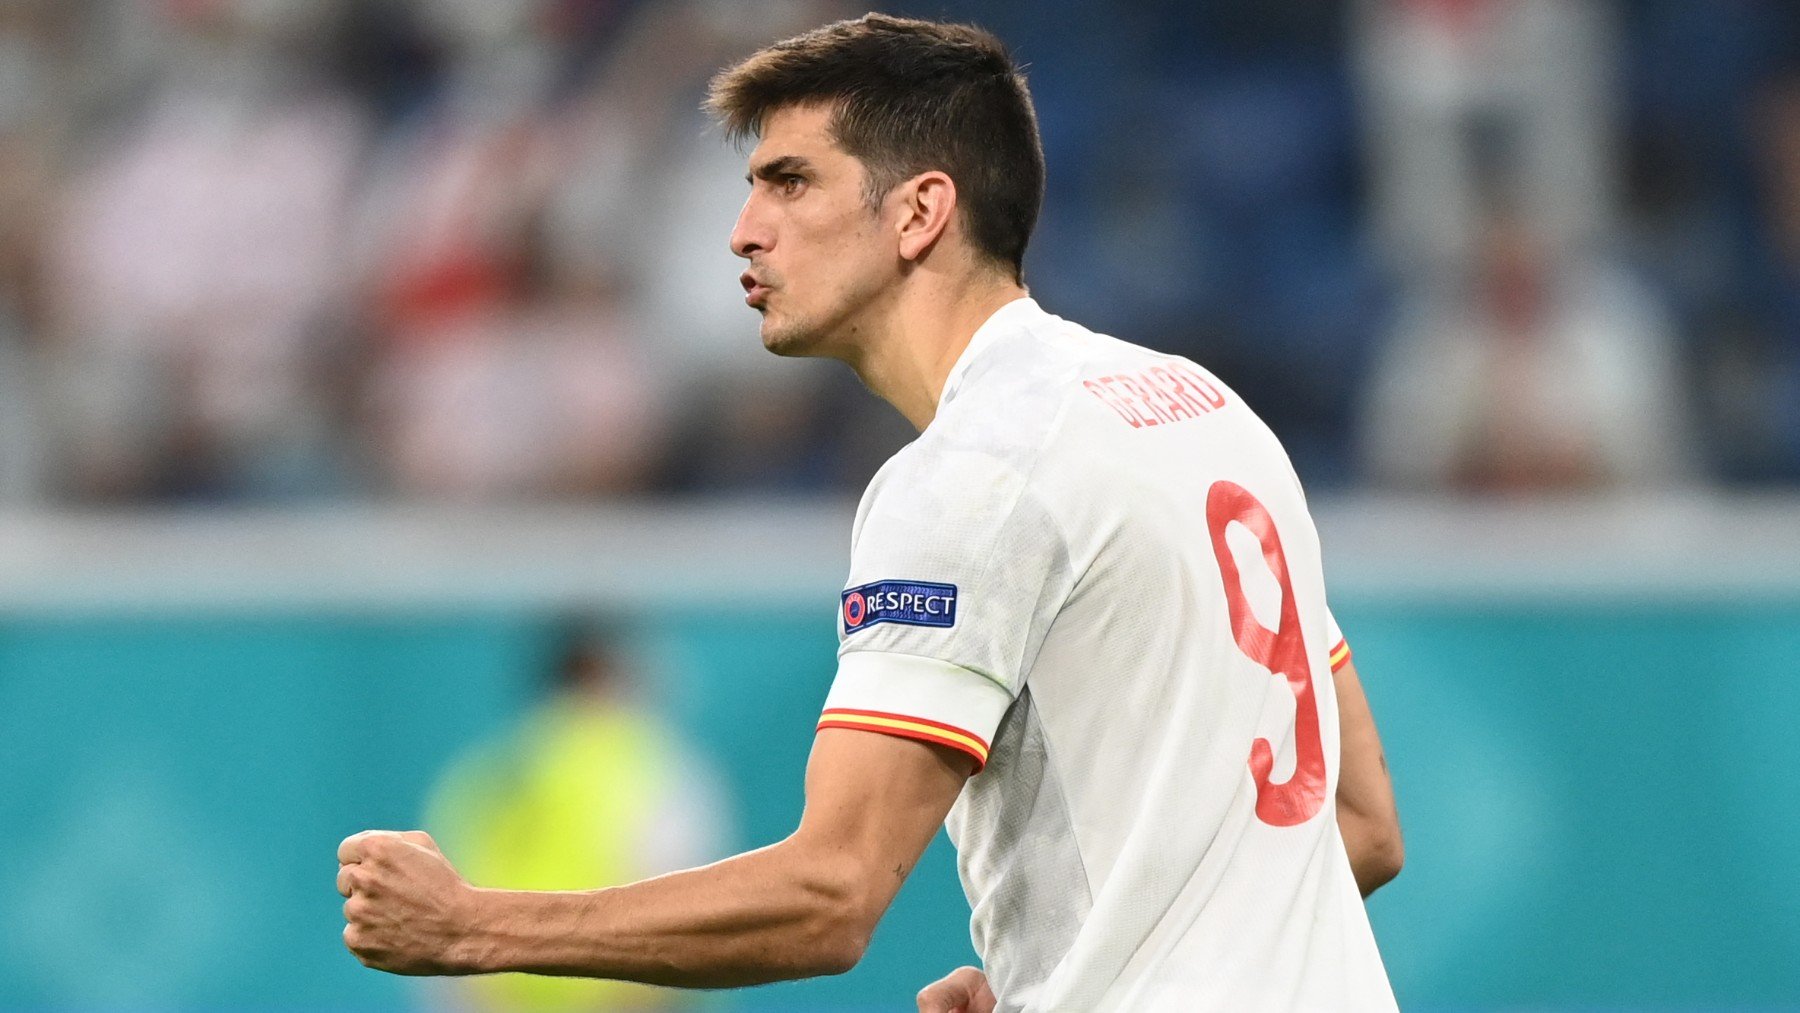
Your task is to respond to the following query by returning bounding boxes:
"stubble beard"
[762,270,890,364]
[760,312,829,358]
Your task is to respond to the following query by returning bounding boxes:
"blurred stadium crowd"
[0,0,1796,504]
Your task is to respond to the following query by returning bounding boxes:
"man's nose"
[730,195,767,260]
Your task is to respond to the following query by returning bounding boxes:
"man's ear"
[895,170,958,264]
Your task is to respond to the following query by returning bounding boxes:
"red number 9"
[1205,480,1326,827]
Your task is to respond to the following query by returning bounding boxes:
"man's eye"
[780,175,805,194]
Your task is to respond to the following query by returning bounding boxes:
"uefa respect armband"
[841,580,958,635]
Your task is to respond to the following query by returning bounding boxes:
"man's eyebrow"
[745,155,815,184]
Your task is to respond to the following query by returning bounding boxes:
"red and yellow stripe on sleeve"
[1329,639,1352,672]
[817,708,991,772]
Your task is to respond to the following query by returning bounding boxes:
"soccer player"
[337,15,1403,1011]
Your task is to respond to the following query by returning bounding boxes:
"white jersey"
[818,298,1395,1011]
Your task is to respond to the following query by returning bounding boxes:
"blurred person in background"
[40,0,367,500]
[423,621,728,1011]
[1360,197,1695,491]
[0,1,82,503]
[1354,0,1697,491]
[364,213,672,498]
[357,0,883,497]
[348,0,623,497]
[350,0,588,358]
[1355,0,1614,279]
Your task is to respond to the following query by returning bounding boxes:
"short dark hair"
[707,13,1045,281]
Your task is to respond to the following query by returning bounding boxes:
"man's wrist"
[450,887,514,975]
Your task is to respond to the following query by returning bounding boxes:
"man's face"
[730,104,898,358]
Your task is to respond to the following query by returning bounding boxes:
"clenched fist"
[337,829,483,975]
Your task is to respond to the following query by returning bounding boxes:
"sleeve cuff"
[1329,638,1352,672]
[820,651,1014,772]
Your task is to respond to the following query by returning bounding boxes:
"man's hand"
[337,829,482,975]
[917,965,996,1013]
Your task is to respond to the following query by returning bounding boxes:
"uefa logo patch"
[841,580,957,635]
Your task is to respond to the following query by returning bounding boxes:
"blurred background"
[0,0,1796,1008]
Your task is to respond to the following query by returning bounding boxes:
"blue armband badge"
[841,580,958,635]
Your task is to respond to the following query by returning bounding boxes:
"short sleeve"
[1288,461,1350,673]
[1326,608,1352,672]
[819,446,1072,772]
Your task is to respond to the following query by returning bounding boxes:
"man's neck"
[847,275,1029,431]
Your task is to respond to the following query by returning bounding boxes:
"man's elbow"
[793,862,882,977]
[1357,831,1405,896]
[794,906,874,977]
[807,925,868,978]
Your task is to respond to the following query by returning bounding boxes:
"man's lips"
[741,271,771,308]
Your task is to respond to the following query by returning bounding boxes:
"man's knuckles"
[343,893,373,922]
[348,830,448,869]
[341,828,431,861]
[399,830,437,850]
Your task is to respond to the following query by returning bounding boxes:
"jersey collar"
[938,296,1043,408]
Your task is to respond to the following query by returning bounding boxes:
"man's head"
[708,14,1044,357]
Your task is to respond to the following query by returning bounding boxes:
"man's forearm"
[456,840,875,988]
[339,734,964,982]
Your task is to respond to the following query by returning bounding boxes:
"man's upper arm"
[1334,657,1395,818]
[823,443,1071,763]
[1322,616,1390,821]
[797,442,1068,917]
[791,726,975,924]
